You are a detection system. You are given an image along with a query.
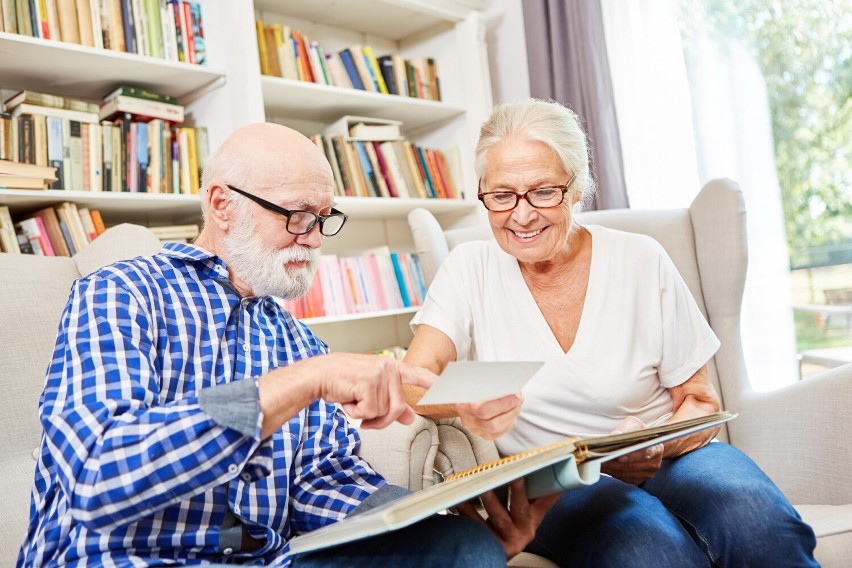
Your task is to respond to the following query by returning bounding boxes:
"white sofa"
[0,224,439,566]
[408,178,852,567]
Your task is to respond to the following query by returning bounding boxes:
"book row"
[0,112,208,194]
[282,251,428,320]
[0,0,206,64]
[5,87,186,124]
[256,20,440,101]
[313,135,461,200]
[0,202,104,255]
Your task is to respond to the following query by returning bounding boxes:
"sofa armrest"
[432,418,501,480]
[356,416,440,491]
[729,363,852,505]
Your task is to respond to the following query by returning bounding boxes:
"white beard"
[222,211,320,299]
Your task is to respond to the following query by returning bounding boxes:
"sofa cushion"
[0,254,81,561]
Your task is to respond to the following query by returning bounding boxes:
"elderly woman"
[404,99,817,566]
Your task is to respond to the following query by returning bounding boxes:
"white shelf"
[0,190,475,220]
[254,0,485,39]
[303,306,419,326]
[0,190,202,225]
[0,32,225,102]
[336,196,476,218]
[261,77,465,131]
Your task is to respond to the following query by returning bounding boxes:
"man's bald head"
[199,122,333,215]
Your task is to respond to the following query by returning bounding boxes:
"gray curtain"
[522,0,628,210]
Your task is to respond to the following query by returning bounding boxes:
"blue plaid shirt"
[18,243,385,567]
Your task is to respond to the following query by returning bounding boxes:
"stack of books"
[0,160,57,190]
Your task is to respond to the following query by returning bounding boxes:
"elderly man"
[17,123,507,567]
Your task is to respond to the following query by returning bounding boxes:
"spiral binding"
[445,436,582,482]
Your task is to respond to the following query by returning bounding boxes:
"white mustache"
[278,245,319,265]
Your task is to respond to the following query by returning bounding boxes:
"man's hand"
[455,479,558,558]
[456,394,524,440]
[259,353,436,438]
[600,416,663,485]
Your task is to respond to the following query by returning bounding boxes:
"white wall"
[482,0,530,104]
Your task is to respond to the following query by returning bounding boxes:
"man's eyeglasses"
[226,185,348,237]
[477,173,577,212]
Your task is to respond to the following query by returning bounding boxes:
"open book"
[289,411,736,554]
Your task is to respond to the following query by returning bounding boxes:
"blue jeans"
[291,485,505,567]
[291,513,505,567]
[526,442,818,567]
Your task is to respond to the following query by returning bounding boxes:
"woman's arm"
[602,365,721,484]
[404,324,523,438]
[662,365,722,457]
[402,324,459,418]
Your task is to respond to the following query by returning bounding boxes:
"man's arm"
[287,399,386,535]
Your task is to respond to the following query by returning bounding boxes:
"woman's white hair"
[474,98,596,208]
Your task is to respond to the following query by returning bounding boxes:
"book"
[0,174,51,189]
[99,95,184,123]
[338,48,366,90]
[9,103,100,124]
[4,91,99,114]
[15,218,46,255]
[0,159,57,180]
[288,411,736,555]
[32,206,71,256]
[147,223,198,240]
[362,45,388,94]
[55,0,80,44]
[104,85,179,106]
[67,120,84,190]
[325,115,403,142]
[0,205,19,253]
[344,45,375,92]
[89,209,106,235]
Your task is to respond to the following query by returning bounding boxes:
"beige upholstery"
[0,224,438,565]
[409,179,852,567]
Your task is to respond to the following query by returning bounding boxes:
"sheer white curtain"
[601,0,799,390]
[599,0,700,209]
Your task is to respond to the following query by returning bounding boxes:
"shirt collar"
[161,242,231,281]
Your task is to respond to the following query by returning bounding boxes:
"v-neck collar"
[498,225,597,356]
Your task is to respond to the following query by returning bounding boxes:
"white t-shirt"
[411,224,721,456]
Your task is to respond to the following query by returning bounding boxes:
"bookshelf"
[0,0,494,353]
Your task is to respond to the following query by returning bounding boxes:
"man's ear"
[206,184,233,230]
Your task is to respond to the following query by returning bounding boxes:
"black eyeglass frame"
[225,184,348,236]
[477,172,578,212]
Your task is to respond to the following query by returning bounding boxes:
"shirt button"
[223,547,233,556]
[228,464,239,474]
[241,472,252,482]
[242,343,249,352]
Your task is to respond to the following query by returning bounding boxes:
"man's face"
[222,182,334,299]
[221,206,318,299]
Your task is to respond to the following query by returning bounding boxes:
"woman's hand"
[455,478,559,558]
[457,394,524,440]
[599,416,663,485]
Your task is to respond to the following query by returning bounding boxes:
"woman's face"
[481,136,579,265]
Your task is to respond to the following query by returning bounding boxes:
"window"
[603,0,851,388]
